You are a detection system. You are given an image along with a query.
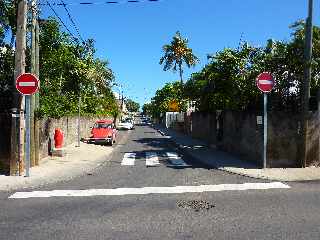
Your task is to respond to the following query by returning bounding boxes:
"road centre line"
[9,182,290,199]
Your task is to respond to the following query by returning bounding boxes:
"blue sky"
[41,0,320,107]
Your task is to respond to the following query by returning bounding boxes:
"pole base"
[52,148,67,157]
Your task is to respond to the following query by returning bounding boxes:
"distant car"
[89,120,117,146]
[117,120,134,130]
[126,118,135,125]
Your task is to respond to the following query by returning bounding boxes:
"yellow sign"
[168,100,179,112]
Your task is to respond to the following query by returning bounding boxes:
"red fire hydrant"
[54,128,64,149]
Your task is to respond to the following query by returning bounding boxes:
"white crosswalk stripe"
[166,152,190,167]
[120,152,189,167]
[121,153,136,166]
[9,182,291,199]
[146,152,160,166]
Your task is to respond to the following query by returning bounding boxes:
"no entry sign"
[256,72,274,169]
[16,73,39,95]
[256,72,274,93]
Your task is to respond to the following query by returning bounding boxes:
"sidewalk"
[155,125,320,182]
[0,143,113,191]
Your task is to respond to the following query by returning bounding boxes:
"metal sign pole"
[25,95,31,177]
[263,93,267,169]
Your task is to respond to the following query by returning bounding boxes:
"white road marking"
[9,182,291,199]
[121,153,136,166]
[146,152,160,166]
[166,152,190,167]
[18,82,36,87]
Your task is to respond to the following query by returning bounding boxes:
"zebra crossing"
[145,152,160,166]
[121,152,190,167]
[121,153,136,166]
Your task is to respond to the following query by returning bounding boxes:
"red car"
[89,120,117,146]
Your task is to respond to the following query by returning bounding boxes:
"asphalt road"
[1,121,320,239]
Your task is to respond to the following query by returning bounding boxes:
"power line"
[45,0,80,43]
[40,0,160,7]
[59,0,85,43]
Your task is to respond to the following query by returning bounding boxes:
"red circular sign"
[256,72,274,93]
[16,73,39,95]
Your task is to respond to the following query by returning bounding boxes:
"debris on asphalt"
[176,200,215,211]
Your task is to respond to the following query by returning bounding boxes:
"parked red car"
[89,120,117,146]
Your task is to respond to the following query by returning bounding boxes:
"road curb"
[0,131,133,192]
[153,125,320,182]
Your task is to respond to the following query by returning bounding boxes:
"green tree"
[38,18,118,118]
[159,31,199,84]
[183,21,320,113]
[142,103,152,115]
[125,99,140,112]
[0,0,17,47]
[149,81,186,118]
[0,1,15,98]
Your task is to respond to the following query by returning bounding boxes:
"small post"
[263,93,267,169]
[25,96,31,177]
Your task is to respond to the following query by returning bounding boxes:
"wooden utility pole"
[11,0,27,175]
[30,0,37,167]
[34,10,40,165]
[302,0,313,168]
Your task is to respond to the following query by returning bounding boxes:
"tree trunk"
[10,34,15,48]
[179,62,183,85]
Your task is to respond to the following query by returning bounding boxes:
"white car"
[117,120,134,130]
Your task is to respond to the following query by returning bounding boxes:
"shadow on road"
[125,137,216,170]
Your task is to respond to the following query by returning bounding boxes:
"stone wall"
[0,115,114,172]
[0,113,11,173]
[267,112,301,167]
[39,116,113,159]
[189,112,217,145]
[305,112,320,167]
[186,110,320,168]
[220,111,263,165]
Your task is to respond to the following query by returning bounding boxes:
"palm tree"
[159,31,199,85]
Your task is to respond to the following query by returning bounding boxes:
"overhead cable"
[40,0,160,7]
[45,0,80,43]
[59,0,85,43]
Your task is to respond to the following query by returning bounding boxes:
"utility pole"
[121,91,124,112]
[11,0,27,176]
[77,94,81,147]
[302,0,313,168]
[30,0,37,167]
[34,9,40,165]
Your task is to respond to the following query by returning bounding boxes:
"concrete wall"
[189,112,217,145]
[0,113,11,173]
[0,115,114,172]
[267,112,301,167]
[39,116,113,159]
[165,112,184,128]
[220,111,263,165]
[186,110,320,168]
[305,112,320,167]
